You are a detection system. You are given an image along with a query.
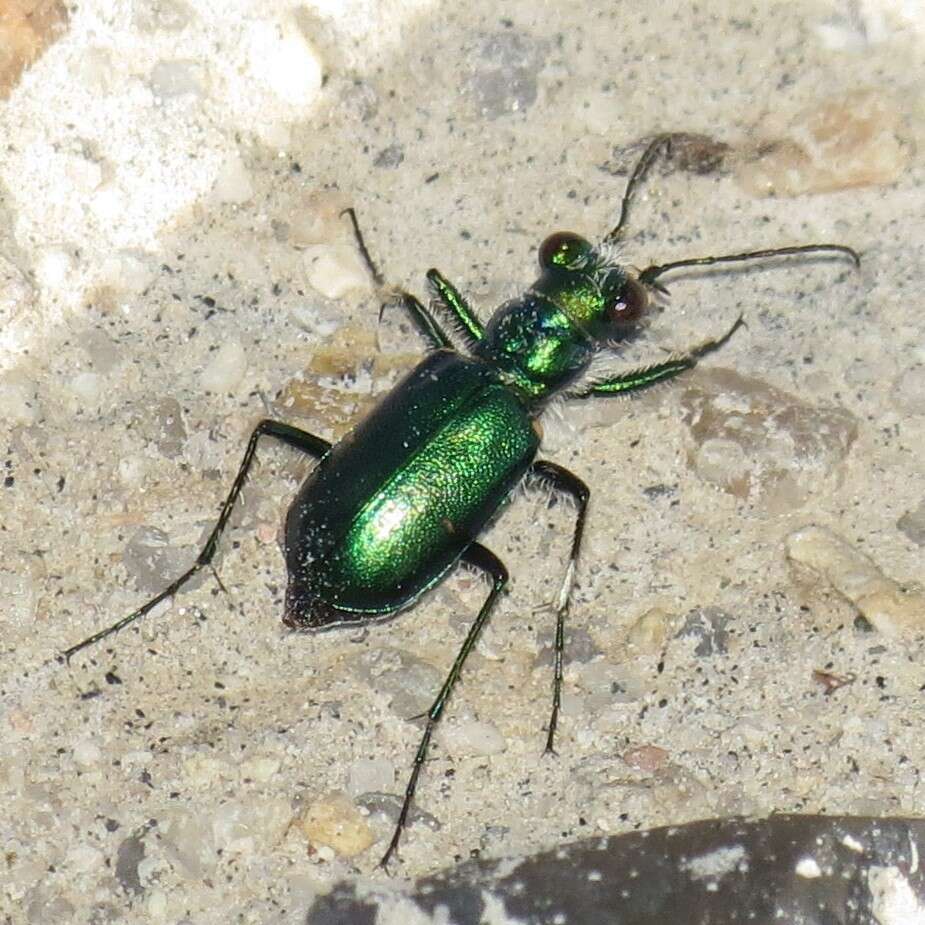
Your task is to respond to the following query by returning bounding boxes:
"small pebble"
[0,377,37,426]
[68,371,103,406]
[897,500,925,547]
[737,90,907,196]
[183,754,228,787]
[786,526,925,637]
[575,660,647,707]
[534,626,600,667]
[680,368,857,512]
[892,365,925,416]
[0,0,68,97]
[240,756,281,783]
[296,793,375,857]
[677,607,732,657]
[624,745,670,772]
[149,59,202,99]
[147,889,168,918]
[212,153,253,204]
[0,255,34,327]
[285,190,350,248]
[302,244,373,299]
[35,247,74,290]
[354,647,443,718]
[161,808,217,880]
[66,844,104,874]
[212,802,256,855]
[201,340,247,393]
[123,526,196,596]
[442,719,506,757]
[243,16,322,109]
[347,759,395,797]
[73,739,101,767]
[147,397,187,458]
[627,607,677,653]
[868,865,925,922]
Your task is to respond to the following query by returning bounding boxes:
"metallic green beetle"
[64,134,858,867]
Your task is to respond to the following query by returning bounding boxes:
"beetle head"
[536,232,648,343]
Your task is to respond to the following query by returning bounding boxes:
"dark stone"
[305,815,925,924]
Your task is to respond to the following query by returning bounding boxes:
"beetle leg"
[426,268,484,346]
[341,206,459,351]
[574,315,744,398]
[61,420,331,662]
[389,292,456,351]
[528,461,591,755]
[380,542,508,869]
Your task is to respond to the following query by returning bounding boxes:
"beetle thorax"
[474,292,594,402]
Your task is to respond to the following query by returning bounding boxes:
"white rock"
[212,154,254,205]
[35,248,75,290]
[147,889,168,918]
[302,244,373,299]
[73,739,101,767]
[443,719,506,757]
[240,756,281,783]
[787,525,925,637]
[346,758,395,796]
[66,843,104,874]
[243,17,323,109]
[0,378,37,426]
[201,340,247,393]
[69,371,103,405]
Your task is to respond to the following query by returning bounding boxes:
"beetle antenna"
[342,207,385,287]
[639,243,860,286]
[603,133,675,246]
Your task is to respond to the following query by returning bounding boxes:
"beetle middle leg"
[342,206,476,351]
[528,461,590,755]
[62,419,331,661]
[381,541,508,868]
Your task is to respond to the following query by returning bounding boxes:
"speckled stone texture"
[2,0,923,921]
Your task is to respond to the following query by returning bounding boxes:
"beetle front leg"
[529,461,590,755]
[574,315,744,398]
[380,542,508,869]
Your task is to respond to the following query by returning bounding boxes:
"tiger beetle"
[62,134,859,868]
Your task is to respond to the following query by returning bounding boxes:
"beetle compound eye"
[607,277,648,325]
[539,232,592,270]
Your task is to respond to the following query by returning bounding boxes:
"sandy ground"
[1,1,923,922]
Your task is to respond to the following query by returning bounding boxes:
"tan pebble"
[623,745,670,772]
[627,606,677,652]
[296,793,375,857]
[737,90,907,196]
[786,525,925,637]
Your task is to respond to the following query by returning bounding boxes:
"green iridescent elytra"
[63,134,858,867]
[284,349,540,617]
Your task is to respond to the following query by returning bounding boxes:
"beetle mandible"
[63,134,859,867]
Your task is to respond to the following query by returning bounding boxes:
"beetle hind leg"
[61,420,331,662]
[380,541,508,868]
